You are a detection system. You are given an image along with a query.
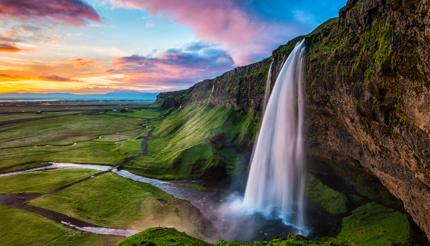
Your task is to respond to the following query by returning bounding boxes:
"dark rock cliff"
[156,0,430,239]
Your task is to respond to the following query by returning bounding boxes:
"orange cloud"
[39,74,82,82]
[0,44,21,52]
[72,58,100,68]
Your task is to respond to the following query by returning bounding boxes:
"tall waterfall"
[243,40,307,233]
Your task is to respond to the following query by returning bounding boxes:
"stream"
[0,162,213,208]
[0,162,215,238]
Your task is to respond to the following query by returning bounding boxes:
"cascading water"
[262,60,273,112]
[243,40,308,234]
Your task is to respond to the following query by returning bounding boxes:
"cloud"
[105,0,298,65]
[0,0,101,26]
[0,44,21,52]
[111,42,234,87]
[0,74,11,78]
[39,74,81,82]
[72,58,100,68]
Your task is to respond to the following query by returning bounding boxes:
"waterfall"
[262,60,273,112]
[243,40,307,234]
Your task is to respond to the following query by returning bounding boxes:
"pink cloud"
[107,0,297,65]
[111,42,234,87]
[0,0,101,26]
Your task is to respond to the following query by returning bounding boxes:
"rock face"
[157,0,430,239]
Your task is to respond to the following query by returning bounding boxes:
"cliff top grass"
[337,202,410,245]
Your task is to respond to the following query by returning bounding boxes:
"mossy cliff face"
[156,0,430,239]
[305,0,430,239]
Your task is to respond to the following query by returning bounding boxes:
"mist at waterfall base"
[208,41,309,241]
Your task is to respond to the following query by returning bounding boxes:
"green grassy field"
[0,114,143,149]
[30,173,208,238]
[0,111,82,123]
[127,104,257,179]
[0,109,157,173]
[0,169,98,194]
[0,204,112,246]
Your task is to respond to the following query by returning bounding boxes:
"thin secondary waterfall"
[243,40,307,233]
[262,60,273,112]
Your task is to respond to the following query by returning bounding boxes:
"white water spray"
[243,40,307,234]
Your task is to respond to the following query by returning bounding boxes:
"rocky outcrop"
[156,0,430,239]
[305,0,430,239]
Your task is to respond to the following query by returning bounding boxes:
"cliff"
[155,0,430,240]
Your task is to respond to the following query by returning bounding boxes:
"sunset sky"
[0,0,346,94]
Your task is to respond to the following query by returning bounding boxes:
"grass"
[0,169,98,194]
[116,227,336,246]
[0,204,110,246]
[0,109,157,171]
[337,202,410,245]
[0,140,137,170]
[305,174,348,215]
[176,181,207,192]
[116,227,210,246]
[127,104,256,179]
[0,114,143,149]
[0,111,83,123]
[30,173,207,237]
[106,108,161,119]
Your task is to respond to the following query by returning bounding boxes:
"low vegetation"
[0,109,156,173]
[337,202,410,245]
[116,227,333,246]
[305,174,348,215]
[0,204,110,246]
[116,227,210,246]
[0,169,98,194]
[127,104,257,179]
[30,173,208,237]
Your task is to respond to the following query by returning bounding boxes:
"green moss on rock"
[305,174,348,215]
[337,202,410,245]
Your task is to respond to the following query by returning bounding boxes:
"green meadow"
[30,173,208,238]
[0,169,98,194]
[0,109,158,173]
[0,205,112,246]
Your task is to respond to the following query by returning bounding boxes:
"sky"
[0,0,347,94]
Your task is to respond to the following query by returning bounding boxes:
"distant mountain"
[0,91,158,101]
